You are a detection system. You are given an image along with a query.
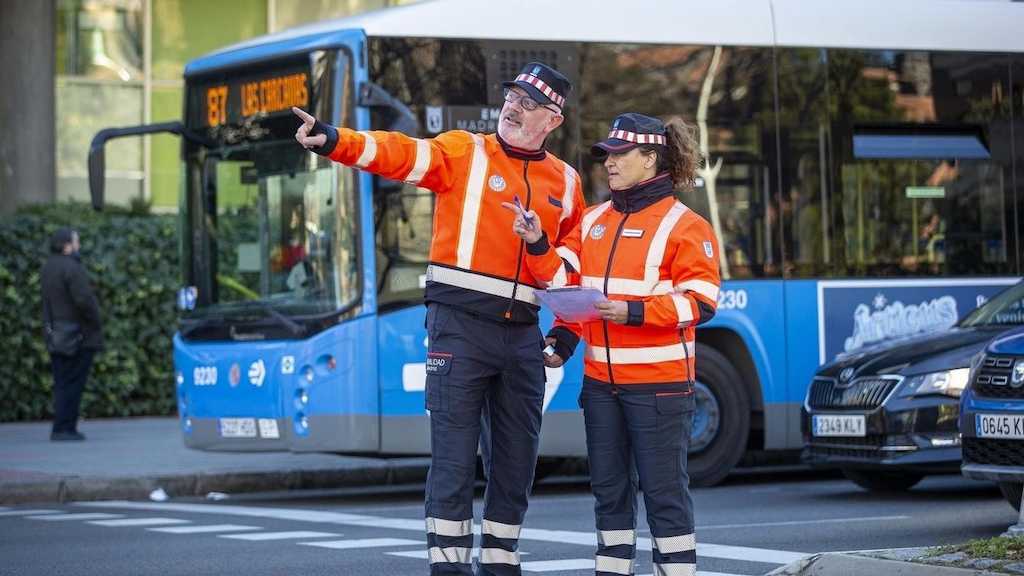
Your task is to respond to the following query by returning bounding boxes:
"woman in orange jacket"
[507,112,721,576]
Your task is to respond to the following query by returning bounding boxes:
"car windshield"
[959,282,1024,327]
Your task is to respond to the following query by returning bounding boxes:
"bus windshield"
[180,50,359,324]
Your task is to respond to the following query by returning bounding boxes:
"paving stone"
[963,558,1001,569]
[927,552,967,564]
[1003,562,1024,574]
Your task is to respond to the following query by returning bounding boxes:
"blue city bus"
[88,0,1024,486]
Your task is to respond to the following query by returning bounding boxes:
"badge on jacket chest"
[590,224,606,240]
[488,174,506,192]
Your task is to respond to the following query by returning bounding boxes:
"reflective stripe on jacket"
[322,127,585,323]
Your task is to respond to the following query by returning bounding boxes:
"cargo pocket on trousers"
[425,351,453,412]
[656,392,694,447]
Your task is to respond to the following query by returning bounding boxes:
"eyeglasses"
[503,88,560,114]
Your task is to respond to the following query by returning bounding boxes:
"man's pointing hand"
[293,107,326,149]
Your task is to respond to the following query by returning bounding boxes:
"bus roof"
[187,0,1024,76]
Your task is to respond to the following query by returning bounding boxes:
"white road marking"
[699,515,911,530]
[300,538,422,550]
[0,509,61,517]
[520,558,594,571]
[89,518,192,527]
[220,531,341,541]
[28,513,124,521]
[148,524,262,534]
[78,501,809,564]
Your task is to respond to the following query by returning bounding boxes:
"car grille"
[972,355,1024,399]
[807,377,899,410]
[806,436,887,458]
[963,437,1024,467]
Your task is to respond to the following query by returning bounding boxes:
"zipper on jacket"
[600,212,629,387]
[504,160,531,320]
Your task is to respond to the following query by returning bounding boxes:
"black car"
[802,281,1024,492]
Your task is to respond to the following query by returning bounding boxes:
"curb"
[0,460,432,505]
[767,552,1006,575]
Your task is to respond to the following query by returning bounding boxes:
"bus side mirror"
[359,81,419,136]
[87,121,213,211]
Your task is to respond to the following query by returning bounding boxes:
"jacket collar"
[611,172,674,214]
[495,133,547,161]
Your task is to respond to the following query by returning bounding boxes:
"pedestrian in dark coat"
[40,228,103,441]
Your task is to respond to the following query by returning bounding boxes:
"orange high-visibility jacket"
[317,126,585,323]
[535,175,721,389]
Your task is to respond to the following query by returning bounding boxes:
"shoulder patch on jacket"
[703,240,714,258]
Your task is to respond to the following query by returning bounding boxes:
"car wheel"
[841,468,924,492]
[998,482,1023,512]
[687,345,750,487]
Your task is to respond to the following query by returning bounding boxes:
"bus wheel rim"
[689,380,720,454]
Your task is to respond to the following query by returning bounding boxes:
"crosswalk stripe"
[220,531,340,541]
[520,559,594,571]
[0,509,61,517]
[300,538,422,550]
[89,518,191,527]
[78,501,807,565]
[148,524,262,534]
[28,513,124,521]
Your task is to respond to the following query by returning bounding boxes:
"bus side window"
[375,179,434,309]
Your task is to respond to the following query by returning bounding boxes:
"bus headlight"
[898,368,971,398]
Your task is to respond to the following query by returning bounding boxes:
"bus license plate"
[812,414,866,437]
[976,414,1024,440]
[219,418,257,438]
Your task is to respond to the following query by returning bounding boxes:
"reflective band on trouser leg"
[425,516,473,571]
[654,533,695,554]
[595,554,635,575]
[426,265,539,306]
[653,562,696,576]
[428,546,472,565]
[479,547,520,566]
[598,528,636,547]
[426,517,473,538]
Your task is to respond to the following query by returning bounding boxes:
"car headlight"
[897,368,971,398]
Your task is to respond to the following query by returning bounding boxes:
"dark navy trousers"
[424,303,546,576]
[581,381,697,576]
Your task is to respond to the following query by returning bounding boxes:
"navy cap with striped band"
[591,112,667,158]
[502,62,571,110]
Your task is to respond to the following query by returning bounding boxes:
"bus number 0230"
[717,289,748,310]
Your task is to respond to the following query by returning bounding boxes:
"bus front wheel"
[687,345,750,487]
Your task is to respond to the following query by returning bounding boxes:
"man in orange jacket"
[294,62,584,576]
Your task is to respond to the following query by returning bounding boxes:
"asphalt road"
[0,470,1017,576]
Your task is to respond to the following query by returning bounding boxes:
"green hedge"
[0,203,180,422]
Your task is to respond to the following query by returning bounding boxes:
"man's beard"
[498,113,539,149]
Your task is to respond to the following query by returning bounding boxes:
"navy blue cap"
[591,113,667,158]
[502,62,571,110]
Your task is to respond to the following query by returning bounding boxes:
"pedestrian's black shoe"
[50,431,86,441]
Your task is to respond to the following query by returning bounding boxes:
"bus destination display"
[200,67,309,128]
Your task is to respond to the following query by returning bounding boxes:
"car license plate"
[976,414,1024,440]
[812,414,866,437]
[258,418,280,439]
[219,417,257,438]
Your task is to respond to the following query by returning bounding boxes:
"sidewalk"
[0,417,430,505]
